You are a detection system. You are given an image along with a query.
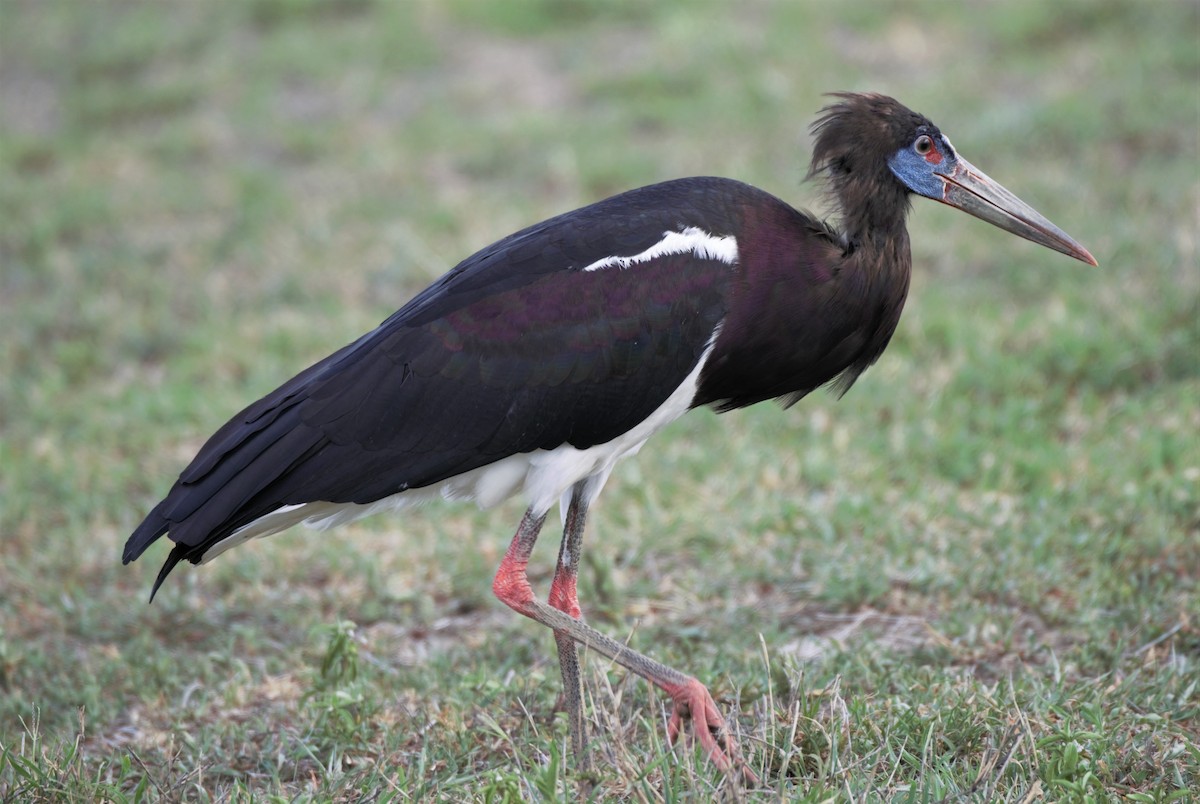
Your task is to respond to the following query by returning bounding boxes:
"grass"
[1,0,1197,800]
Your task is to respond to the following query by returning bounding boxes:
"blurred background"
[1,0,1196,799]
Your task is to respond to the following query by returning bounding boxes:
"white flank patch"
[582,226,738,272]
[201,338,720,564]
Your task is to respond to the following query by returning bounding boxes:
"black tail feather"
[123,501,170,565]
[148,543,190,603]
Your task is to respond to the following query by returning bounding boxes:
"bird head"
[810,92,1096,265]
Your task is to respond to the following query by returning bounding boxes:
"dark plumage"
[126,93,1095,779]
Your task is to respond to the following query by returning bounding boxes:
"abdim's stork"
[125,93,1095,777]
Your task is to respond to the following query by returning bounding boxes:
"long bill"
[938,156,1098,266]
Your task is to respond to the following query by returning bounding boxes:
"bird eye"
[914,135,934,155]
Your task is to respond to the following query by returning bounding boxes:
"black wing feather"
[126,178,765,595]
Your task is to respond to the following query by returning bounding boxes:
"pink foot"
[664,677,759,784]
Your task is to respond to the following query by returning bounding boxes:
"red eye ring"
[914,135,934,155]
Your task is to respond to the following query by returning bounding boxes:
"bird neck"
[850,223,911,279]
[834,181,912,260]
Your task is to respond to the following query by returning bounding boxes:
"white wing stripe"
[582,226,738,272]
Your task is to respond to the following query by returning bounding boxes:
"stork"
[125,93,1096,778]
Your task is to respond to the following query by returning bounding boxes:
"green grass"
[2,0,1197,800]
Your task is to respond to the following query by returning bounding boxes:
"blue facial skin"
[888,133,956,200]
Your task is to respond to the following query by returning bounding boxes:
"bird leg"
[549,484,588,769]
[492,506,756,782]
